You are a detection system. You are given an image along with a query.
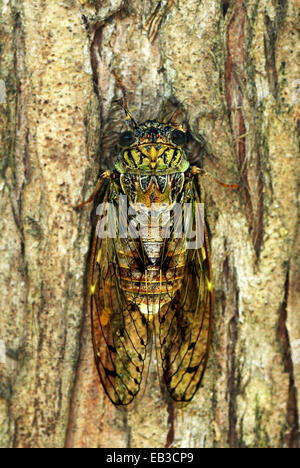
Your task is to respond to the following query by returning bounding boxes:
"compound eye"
[171,129,187,146]
[119,131,136,147]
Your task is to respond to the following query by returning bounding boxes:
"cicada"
[77,102,238,406]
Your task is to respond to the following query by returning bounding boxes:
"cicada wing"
[157,184,213,402]
[89,182,149,406]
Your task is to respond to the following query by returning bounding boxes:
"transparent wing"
[89,182,150,406]
[156,182,213,402]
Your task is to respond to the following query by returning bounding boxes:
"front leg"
[191,166,240,189]
[75,170,111,210]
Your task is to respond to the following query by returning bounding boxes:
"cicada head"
[115,120,190,175]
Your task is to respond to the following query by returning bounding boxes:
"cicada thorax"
[114,169,189,318]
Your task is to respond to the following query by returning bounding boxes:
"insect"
[77,89,239,406]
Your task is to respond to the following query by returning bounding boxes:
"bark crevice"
[277,270,299,448]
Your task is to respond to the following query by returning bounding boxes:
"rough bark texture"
[0,0,299,448]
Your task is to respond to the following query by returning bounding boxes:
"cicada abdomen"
[78,111,218,405]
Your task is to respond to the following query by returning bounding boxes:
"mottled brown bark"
[0,0,299,448]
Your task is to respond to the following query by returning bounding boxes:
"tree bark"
[0,0,299,448]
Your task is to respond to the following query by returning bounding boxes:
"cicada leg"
[191,166,240,189]
[75,170,111,210]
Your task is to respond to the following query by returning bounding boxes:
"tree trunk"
[0,0,299,448]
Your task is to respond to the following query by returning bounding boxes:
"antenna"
[112,70,138,128]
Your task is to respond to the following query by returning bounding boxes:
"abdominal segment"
[116,237,186,317]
